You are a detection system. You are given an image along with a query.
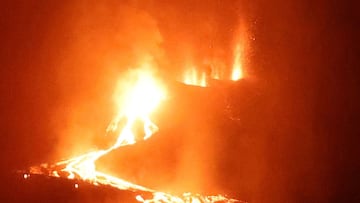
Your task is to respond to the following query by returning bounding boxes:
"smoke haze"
[1,0,358,202]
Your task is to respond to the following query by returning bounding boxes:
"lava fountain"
[25,64,239,203]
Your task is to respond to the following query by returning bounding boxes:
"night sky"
[0,0,358,202]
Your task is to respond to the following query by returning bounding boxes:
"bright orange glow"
[108,70,166,146]
[55,67,166,182]
[28,66,237,202]
[182,40,246,84]
[231,44,243,81]
[183,67,207,87]
[23,174,30,179]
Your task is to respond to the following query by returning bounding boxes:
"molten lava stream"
[27,69,239,203]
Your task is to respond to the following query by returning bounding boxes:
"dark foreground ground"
[3,172,149,203]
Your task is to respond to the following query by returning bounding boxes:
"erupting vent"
[25,65,240,203]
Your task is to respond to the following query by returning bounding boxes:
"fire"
[231,44,243,81]
[183,67,207,87]
[183,42,245,85]
[56,68,166,182]
[108,71,166,146]
[27,67,238,202]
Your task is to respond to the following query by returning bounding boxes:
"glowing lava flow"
[54,70,166,183]
[27,68,238,203]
